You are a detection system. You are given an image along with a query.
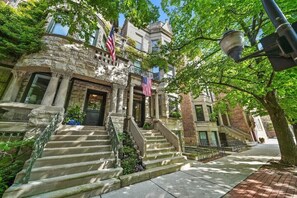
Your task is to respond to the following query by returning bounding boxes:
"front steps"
[141,129,188,177]
[3,125,123,198]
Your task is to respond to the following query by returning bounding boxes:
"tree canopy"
[161,0,297,165]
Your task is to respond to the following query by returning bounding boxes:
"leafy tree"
[48,0,159,39]
[162,0,297,165]
[0,0,48,61]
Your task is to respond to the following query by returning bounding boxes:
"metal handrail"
[107,116,122,167]
[19,112,62,184]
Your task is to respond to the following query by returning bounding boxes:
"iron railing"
[107,116,122,167]
[19,112,62,184]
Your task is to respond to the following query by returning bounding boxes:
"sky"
[119,0,169,28]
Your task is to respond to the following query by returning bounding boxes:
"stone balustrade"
[15,34,130,86]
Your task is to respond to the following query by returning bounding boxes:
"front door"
[84,90,106,126]
[133,99,145,127]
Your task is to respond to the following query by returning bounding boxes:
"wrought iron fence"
[19,112,62,184]
[107,117,122,167]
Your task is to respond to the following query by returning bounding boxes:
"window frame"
[195,105,205,121]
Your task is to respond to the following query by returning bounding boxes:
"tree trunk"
[262,91,297,165]
[293,123,297,144]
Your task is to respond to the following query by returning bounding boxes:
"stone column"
[110,84,118,113]
[53,73,72,107]
[226,113,231,126]
[164,93,169,118]
[116,86,124,114]
[41,73,60,106]
[145,96,150,118]
[155,90,159,120]
[218,112,224,126]
[150,96,154,117]
[2,70,27,102]
[128,83,134,117]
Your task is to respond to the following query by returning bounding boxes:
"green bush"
[64,105,86,124]
[121,132,145,175]
[170,111,181,119]
[143,122,153,130]
[0,140,34,197]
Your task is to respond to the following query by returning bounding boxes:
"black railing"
[107,116,122,167]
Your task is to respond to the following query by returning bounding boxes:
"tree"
[0,0,48,61]
[162,0,297,165]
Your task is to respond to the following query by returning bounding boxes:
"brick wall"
[229,105,251,134]
[180,93,197,146]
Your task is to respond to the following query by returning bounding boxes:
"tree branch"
[266,71,275,88]
[207,81,262,101]
[171,36,220,51]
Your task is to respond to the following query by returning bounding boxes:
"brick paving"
[224,166,297,198]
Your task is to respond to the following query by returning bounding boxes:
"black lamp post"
[220,0,297,71]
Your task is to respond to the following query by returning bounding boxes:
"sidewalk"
[95,139,281,198]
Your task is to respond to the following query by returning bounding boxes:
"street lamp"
[220,0,297,71]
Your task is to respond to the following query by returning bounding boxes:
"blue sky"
[119,0,168,27]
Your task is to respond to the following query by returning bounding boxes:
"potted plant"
[259,137,265,143]
[64,105,86,125]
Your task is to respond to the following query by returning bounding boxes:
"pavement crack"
[149,179,178,198]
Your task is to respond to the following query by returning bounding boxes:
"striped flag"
[142,76,152,96]
[106,26,116,62]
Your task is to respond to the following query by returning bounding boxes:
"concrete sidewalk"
[95,139,280,198]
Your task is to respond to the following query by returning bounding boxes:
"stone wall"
[67,79,112,125]
[15,35,129,86]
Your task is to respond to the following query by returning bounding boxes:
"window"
[23,74,51,104]
[169,96,179,118]
[89,29,100,46]
[151,39,159,52]
[48,20,69,36]
[133,60,142,75]
[195,105,205,121]
[135,34,143,50]
[199,131,209,146]
[210,131,219,146]
[152,66,160,80]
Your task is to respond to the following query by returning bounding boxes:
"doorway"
[83,90,106,126]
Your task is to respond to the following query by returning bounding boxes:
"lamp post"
[220,0,297,71]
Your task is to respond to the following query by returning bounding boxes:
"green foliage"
[0,0,48,61]
[0,139,34,196]
[48,0,159,41]
[169,111,181,119]
[143,122,153,130]
[121,132,144,175]
[64,105,86,124]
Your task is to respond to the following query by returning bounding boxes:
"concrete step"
[147,163,187,179]
[146,147,176,155]
[45,140,111,148]
[146,142,172,149]
[57,130,108,136]
[139,129,159,133]
[59,125,105,131]
[29,178,121,198]
[146,139,167,143]
[144,156,186,169]
[144,152,180,161]
[16,159,116,182]
[28,152,114,167]
[50,135,109,141]
[144,135,165,140]
[4,169,122,198]
[143,133,162,137]
[42,145,112,156]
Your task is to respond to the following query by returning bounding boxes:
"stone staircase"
[3,125,123,198]
[140,129,187,177]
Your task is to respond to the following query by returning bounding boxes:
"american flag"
[142,76,152,96]
[106,26,116,62]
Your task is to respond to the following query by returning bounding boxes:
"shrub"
[170,111,181,119]
[64,105,86,124]
[143,122,153,130]
[121,132,145,175]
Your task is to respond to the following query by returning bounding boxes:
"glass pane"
[25,74,50,104]
[199,131,209,146]
[87,94,103,110]
[210,131,218,146]
[51,23,69,36]
[195,105,205,121]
